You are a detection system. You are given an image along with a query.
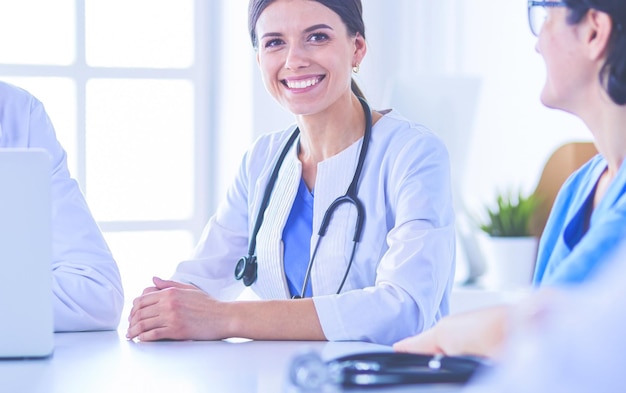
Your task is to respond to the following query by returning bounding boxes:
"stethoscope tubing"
[246,128,301,258]
[237,96,373,298]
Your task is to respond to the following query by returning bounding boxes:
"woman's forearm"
[226,298,326,341]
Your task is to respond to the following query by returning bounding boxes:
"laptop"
[0,148,54,358]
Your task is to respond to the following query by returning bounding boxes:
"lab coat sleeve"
[27,97,124,331]
[172,143,254,300]
[313,130,456,345]
[172,128,300,299]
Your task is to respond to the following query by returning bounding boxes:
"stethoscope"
[234,96,372,299]
[288,350,489,389]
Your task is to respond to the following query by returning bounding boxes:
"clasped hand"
[126,277,230,341]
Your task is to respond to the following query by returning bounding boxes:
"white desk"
[450,286,531,315]
[0,330,465,393]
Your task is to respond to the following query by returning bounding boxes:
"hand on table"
[126,277,231,341]
[393,305,510,358]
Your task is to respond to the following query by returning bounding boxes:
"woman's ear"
[353,32,367,67]
[584,9,613,61]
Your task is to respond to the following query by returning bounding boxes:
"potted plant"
[476,190,540,289]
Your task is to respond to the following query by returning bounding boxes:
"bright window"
[0,0,75,65]
[85,0,194,68]
[0,0,217,300]
[85,79,195,222]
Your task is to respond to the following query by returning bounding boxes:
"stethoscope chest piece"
[234,255,257,287]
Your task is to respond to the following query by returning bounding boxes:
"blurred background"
[0,0,592,298]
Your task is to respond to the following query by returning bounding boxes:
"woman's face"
[254,0,365,116]
[536,4,595,114]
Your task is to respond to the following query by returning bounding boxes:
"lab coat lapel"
[254,144,301,299]
[311,139,362,296]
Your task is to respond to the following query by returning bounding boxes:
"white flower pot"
[477,233,538,290]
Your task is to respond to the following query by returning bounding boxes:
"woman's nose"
[284,44,309,70]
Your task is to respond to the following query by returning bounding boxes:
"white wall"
[360,0,591,210]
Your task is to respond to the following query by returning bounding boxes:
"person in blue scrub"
[0,81,124,331]
[394,0,626,358]
[127,0,456,345]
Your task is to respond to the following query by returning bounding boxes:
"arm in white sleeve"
[314,128,456,345]
[28,96,124,331]
[172,129,295,299]
[172,143,253,300]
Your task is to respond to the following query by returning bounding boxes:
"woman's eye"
[308,33,329,43]
[264,38,284,49]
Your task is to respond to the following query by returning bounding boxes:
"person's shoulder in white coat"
[0,81,124,331]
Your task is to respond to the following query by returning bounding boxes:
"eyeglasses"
[528,1,567,36]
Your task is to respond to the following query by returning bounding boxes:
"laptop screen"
[0,148,54,358]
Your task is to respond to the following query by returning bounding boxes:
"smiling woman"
[126,0,456,346]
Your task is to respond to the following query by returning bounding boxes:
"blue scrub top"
[534,155,626,286]
[282,178,314,298]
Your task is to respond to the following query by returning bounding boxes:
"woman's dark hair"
[248,0,366,99]
[564,0,626,104]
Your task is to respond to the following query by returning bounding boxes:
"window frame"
[0,0,220,244]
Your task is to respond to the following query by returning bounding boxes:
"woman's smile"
[282,75,326,91]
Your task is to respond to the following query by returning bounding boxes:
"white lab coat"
[0,81,124,331]
[174,109,456,345]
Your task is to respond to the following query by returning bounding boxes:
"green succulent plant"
[479,191,539,237]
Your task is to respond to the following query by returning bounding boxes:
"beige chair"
[529,141,598,238]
